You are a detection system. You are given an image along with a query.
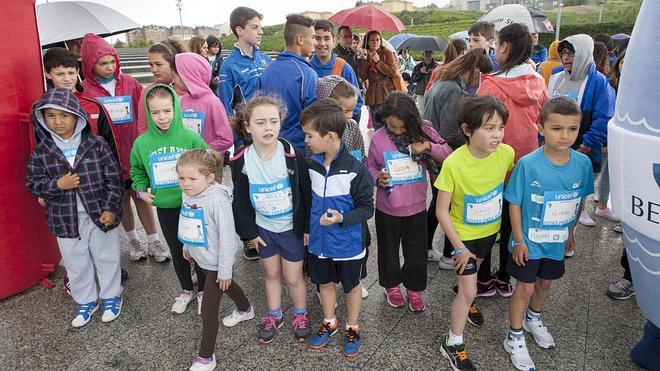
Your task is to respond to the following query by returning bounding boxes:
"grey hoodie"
[548,34,594,102]
[181,182,237,279]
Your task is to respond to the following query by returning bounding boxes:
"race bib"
[149,151,184,189]
[384,151,424,185]
[62,147,77,166]
[177,206,208,247]
[182,111,205,138]
[463,184,504,225]
[97,96,133,124]
[249,177,293,218]
[541,190,581,226]
[528,227,569,244]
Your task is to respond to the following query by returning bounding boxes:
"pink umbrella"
[329,4,406,32]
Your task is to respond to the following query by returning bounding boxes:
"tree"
[355,1,364,6]
[113,40,126,48]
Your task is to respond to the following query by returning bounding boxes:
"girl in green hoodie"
[130,84,208,315]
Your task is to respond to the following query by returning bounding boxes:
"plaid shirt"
[26,89,123,238]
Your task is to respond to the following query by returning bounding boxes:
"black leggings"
[156,207,206,292]
[477,199,511,283]
[621,248,632,281]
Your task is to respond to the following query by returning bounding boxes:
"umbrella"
[478,4,553,33]
[37,1,141,47]
[397,35,447,52]
[611,33,630,41]
[329,4,406,32]
[389,33,418,50]
[449,30,469,44]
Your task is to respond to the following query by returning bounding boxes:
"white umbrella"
[37,1,141,47]
[479,4,553,33]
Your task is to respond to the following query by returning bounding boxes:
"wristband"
[451,248,466,256]
[137,190,147,200]
[511,239,525,247]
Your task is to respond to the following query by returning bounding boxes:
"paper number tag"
[182,111,205,138]
[249,177,293,218]
[463,184,504,225]
[149,151,184,189]
[540,190,581,226]
[177,206,208,247]
[384,151,424,185]
[97,96,133,124]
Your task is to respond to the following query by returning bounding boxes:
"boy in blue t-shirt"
[503,96,594,370]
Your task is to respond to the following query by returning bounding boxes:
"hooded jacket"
[260,51,318,150]
[310,53,363,118]
[182,183,237,279]
[175,52,233,153]
[80,33,143,180]
[129,84,208,209]
[218,44,272,116]
[539,40,561,86]
[26,88,123,238]
[477,64,549,164]
[358,47,398,107]
[548,34,615,172]
[423,75,468,150]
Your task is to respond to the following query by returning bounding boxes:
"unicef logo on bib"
[177,206,208,247]
[463,184,503,225]
[149,151,184,189]
[249,178,293,218]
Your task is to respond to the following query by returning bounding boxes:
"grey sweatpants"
[57,212,121,304]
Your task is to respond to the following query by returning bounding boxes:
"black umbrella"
[397,35,447,52]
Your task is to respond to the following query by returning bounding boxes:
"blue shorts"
[256,226,305,262]
[307,252,366,294]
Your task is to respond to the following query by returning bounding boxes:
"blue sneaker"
[71,301,98,328]
[342,327,362,358]
[101,296,122,323]
[309,320,338,349]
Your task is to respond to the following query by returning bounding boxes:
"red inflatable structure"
[0,0,60,299]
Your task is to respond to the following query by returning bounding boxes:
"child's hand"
[251,236,267,252]
[378,170,391,188]
[37,197,46,207]
[512,243,529,267]
[453,249,476,275]
[303,233,309,246]
[410,141,431,155]
[57,172,80,190]
[217,278,232,291]
[320,209,342,226]
[137,190,155,205]
[99,211,116,226]
[182,247,191,261]
[566,229,576,255]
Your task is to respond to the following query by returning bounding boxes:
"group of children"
[27,7,606,371]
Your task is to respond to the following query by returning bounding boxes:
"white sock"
[324,317,337,326]
[147,233,160,243]
[125,229,139,242]
[447,330,463,346]
[346,323,359,330]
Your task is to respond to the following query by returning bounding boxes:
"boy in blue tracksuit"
[260,14,318,151]
[309,20,363,122]
[301,99,374,358]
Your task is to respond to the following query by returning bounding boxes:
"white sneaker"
[578,210,596,227]
[503,333,535,371]
[147,240,169,262]
[438,255,454,270]
[427,249,442,262]
[361,285,369,298]
[71,301,99,328]
[595,207,619,222]
[128,239,147,261]
[189,354,216,371]
[171,290,195,314]
[222,306,255,327]
[523,316,555,349]
[197,292,203,316]
[101,296,122,323]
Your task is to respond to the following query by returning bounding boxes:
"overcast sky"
[37,0,450,27]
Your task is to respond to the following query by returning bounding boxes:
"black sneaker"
[452,280,496,298]
[440,335,476,371]
[243,240,260,260]
[466,302,484,327]
[120,268,129,283]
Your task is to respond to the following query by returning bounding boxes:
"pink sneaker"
[406,290,426,312]
[385,286,405,308]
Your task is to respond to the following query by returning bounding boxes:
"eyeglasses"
[560,50,575,57]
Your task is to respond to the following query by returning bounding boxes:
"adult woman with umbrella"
[359,30,399,130]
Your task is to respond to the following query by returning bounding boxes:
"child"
[26,88,124,327]
[130,84,208,315]
[177,149,252,371]
[467,21,498,70]
[435,96,514,371]
[367,92,451,312]
[172,52,233,153]
[229,95,311,344]
[80,33,166,263]
[503,97,593,370]
[302,99,374,358]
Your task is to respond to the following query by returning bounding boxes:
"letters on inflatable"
[608,0,660,367]
[0,0,60,299]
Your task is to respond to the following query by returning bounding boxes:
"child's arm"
[228,159,259,241]
[215,196,238,281]
[296,150,312,235]
[206,102,234,153]
[302,70,318,109]
[339,167,374,226]
[509,203,529,266]
[98,140,124,214]
[129,143,152,201]
[366,139,382,184]
[436,191,476,274]
[421,122,452,162]
[218,64,235,115]
[26,152,65,199]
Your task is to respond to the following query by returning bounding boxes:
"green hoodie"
[130,84,207,208]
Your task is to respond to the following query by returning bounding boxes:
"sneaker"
[243,240,260,260]
[309,320,338,349]
[503,333,535,371]
[120,268,129,283]
[607,278,635,300]
[171,290,195,314]
[438,255,454,270]
[292,313,311,343]
[428,249,442,262]
[453,280,496,298]
[578,210,596,227]
[493,273,513,298]
[222,306,255,327]
[612,224,623,233]
[257,315,284,344]
[361,285,369,298]
[101,296,122,323]
[147,240,169,262]
[407,290,426,312]
[440,336,476,371]
[595,207,619,222]
[343,327,362,358]
[127,239,147,261]
[71,301,99,328]
[466,302,484,327]
[189,354,216,371]
[63,274,71,297]
[564,248,575,258]
[197,292,203,316]
[385,286,406,308]
[523,316,555,349]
